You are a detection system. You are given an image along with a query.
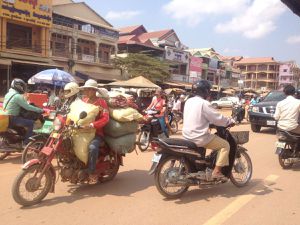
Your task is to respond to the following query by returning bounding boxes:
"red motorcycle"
[12,111,122,207]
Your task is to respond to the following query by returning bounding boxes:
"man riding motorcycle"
[274,85,300,134]
[182,80,235,179]
[79,79,110,183]
[2,79,43,147]
[61,82,80,112]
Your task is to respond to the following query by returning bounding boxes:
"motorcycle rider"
[2,78,43,146]
[146,89,168,137]
[79,79,110,183]
[274,85,300,134]
[61,82,80,112]
[182,80,235,179]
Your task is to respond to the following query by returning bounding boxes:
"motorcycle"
[12,111,122,207]
[137,109,166,152]
[0,111,52,161]
[167,108,179,134]
[275,129,300,169]
[149,126,252,199]
[231,103,245,124]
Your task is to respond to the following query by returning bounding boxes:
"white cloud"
[223,48,240,54]
[163,0,286,39]
[286,35,300,44]
[215,0,286,39]
[106,10,141,20]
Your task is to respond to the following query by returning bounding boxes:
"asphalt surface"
[1,111,300,225]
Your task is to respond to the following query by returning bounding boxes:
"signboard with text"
[0,0,52,28]
[165,46,189,64]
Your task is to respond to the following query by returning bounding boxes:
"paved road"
[1,119,300,225]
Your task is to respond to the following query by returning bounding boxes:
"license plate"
[152,153,162,163]
[267,120,276,126]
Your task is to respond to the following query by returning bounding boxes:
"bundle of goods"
[104,93,143,154]
[68,99,100,164]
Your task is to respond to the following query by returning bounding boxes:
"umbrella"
[28,69,76,86]
[164,88,185,95]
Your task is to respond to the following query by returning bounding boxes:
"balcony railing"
[6,40,42,53]
[78,54,95,63]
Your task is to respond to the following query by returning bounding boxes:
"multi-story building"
[51,0,121,83]
[234,57,280,91]
[278,61,300,88]
[0,0,53,96]
[118,25,190,85]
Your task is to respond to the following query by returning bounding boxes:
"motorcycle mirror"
[79,111,87,120]
[42,102,48,107]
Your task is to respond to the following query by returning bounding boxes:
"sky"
[76,0,300,64]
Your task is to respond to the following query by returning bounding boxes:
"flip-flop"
[212,173,226,180]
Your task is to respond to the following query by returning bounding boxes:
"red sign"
[189,56,202,78]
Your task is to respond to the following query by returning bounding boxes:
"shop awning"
[107,76,159,88]
[164,81,192,89]
[12,60,62,68]
[0,59,11,65]
[76,71,122,82]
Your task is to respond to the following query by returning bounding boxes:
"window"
[283,69,288,72]
[6,23,32,49]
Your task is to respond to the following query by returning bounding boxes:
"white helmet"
[64,82,79,98]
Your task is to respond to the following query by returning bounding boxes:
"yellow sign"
[0,0,52,28]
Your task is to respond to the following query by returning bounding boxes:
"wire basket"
[231,131,249,144]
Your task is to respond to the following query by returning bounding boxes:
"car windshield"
[263,92,286,102]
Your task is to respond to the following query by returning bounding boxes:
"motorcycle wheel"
[230,151,252,187]
[100,155,120,182]
[138,131,150,152]
[169,120,178,134]
[12,164,52,207]
[21,139,46,164]
[154,156,190,199]
[278,155,294,169]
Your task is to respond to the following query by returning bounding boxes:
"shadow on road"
[0,154,22,165]
[22,169,153,209]
[173,178,280,204]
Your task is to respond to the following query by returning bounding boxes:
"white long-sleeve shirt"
[182,96,232,146]
[274,95,300,131]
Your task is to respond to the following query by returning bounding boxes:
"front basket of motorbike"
[231,131,249,144]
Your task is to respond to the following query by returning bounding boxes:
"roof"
[118,35,138,44]
[76,71,122,82]
[53,2,113,28]
[107,76,160,88]
[138,29,173,43]
[119,25,147,35]
[220,56,243,61]
[52,0,73,5]
[281,0,300,17]
[235,57,278,64]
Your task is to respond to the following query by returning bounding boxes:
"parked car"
[211,97,239,109]
[248,91,286,132]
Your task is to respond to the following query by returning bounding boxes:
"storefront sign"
[189,56,202,78]
[165,46,189,64]
[0,0,52,27]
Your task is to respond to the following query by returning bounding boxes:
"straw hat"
[80,79,108,98]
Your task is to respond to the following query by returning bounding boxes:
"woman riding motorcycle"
[2,79,43,146]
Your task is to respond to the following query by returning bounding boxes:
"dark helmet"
[296,88,300,99]
[11,78,27,94]
[192,80,212,98]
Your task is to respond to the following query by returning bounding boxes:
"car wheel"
[251,124,261,133]
[212,103,218,109]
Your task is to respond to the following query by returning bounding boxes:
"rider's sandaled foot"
[88,174,99,184]
[212,172,226,180]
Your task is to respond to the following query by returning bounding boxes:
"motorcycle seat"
[277,129,300,142]
[160,138,199,151]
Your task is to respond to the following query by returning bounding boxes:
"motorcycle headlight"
[252,106,259,113]
[53,117,62,131]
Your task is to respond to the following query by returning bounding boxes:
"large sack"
[72,129,95,164]
[109,107,143,122]
[104,133,136,154]
[68,99,100,126]
[104,119,138,138]
[108,95,128,108]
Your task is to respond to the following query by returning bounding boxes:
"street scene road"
[1,109,300,225]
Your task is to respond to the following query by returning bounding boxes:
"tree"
[113,53,170,82]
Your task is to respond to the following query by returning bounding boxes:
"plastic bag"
[0,111,9,132]
[104,133,136,154]
[72,129,95,164]
[68,99,100,126]
[104,119,138,138]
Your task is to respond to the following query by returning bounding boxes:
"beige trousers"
[204,135,230,167]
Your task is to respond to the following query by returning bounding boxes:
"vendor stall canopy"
[107,76,159,89]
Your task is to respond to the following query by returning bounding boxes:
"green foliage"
[113,53,170,82]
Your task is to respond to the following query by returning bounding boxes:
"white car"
[211,97,239,109]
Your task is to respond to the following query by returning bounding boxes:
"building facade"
[234,57,280,91]
[51,1,121,83]
[278,61,300,88]
[0,0,52,96]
